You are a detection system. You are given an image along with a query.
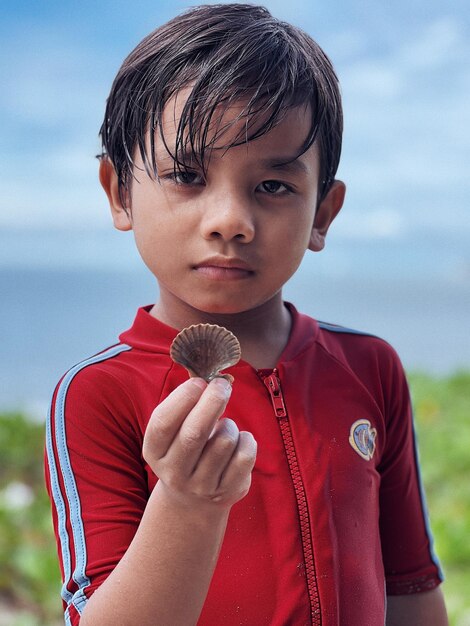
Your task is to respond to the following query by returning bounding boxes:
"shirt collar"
[119,302,319,365]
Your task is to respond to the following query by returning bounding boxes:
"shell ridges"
[170,323,241,382]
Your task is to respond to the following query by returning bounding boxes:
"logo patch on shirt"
[349,419,377,460]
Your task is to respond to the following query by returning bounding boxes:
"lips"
[194,256,254,280]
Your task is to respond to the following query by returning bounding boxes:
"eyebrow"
[155,149,198,168]
[261,156,309,175]
[154,149,309,175]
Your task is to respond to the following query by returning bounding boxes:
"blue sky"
[0,0,469,397]
[1,0,469,283]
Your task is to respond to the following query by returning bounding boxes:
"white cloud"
[0,172,109,230]
[336,13,470,240]
[0,22,112,229]
[0,23,108,126]
[0,3,468,277]
[334,207,406,240]
[342,61,405,100]
[322,29,370,61]
[396,16,465,71]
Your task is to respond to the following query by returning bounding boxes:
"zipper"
[261,369,321,625]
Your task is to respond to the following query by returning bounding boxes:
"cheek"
[131,220,168,266]
[273,213,313,257]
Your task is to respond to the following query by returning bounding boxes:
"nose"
[199,192,256,243]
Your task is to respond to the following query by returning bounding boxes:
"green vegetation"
[0,372,469,625]
[0,412,62,626]
[408,372,470,625]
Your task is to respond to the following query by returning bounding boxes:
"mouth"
[193,256,254,280]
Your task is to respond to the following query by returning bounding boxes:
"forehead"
[155,86,317,164]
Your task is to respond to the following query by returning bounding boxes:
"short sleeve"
[377,352,443,594]
[45,352,148,625]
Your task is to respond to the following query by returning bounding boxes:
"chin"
[190,296,254,316]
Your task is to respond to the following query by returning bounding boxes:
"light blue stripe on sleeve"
[45,344,132,619]
[46,402,73,605]
[64,606,72,626]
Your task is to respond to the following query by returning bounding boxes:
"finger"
[191,418,241,489]
[217,431,257,498]
[167,377,233,474]
[143,378,207,463]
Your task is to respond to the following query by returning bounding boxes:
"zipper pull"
[263,370,287,418]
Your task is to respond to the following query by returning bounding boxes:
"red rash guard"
[45,303,443,625]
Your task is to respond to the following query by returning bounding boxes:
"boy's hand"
[143,378,257,509]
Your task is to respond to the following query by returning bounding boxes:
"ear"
[308,180,346,252]
[99,158,132,231]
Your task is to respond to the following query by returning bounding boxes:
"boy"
[45,4,448,625]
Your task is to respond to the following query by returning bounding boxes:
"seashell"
[170,323,241,382]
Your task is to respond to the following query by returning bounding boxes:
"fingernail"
[211,377,232,397]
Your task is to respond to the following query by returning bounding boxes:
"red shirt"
[45,304,442,625]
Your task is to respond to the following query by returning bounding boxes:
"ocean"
[1,265,468,414]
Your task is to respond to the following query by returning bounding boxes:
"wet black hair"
[99,3,343,206]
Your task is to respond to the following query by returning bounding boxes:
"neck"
[151,291,292,369]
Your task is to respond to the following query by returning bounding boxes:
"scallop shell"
[170,323,241,382]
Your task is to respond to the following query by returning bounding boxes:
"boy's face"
[101,90,345,320]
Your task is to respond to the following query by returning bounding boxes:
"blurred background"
[0,0,469,624]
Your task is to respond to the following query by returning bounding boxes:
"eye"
[257,180,291,195]
[162,169,204,186]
